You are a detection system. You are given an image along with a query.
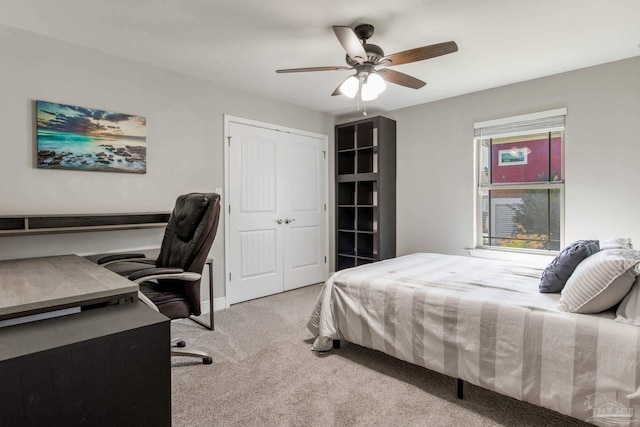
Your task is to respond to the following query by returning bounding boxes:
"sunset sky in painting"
[36,101,146,140]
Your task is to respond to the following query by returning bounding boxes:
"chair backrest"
[156,192,221,315]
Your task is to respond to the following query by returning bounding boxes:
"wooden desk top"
[0,254,138,321]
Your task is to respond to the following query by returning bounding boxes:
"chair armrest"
[97,253,148,264]
[128,267,201,284]
[97,253,157,267]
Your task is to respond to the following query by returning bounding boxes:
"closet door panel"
[229,123,283,304]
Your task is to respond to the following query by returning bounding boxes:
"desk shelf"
[0,212,170,237]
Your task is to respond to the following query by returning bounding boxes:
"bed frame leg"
[457,379,464,399]
[332,339,340,349]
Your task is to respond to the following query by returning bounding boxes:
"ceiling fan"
[276,24,458,102]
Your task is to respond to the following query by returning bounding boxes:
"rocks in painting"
[96,153,111,164]
[97,144,145,162]
[38,144,146,170]
[37,150,57,166]
[39,150,91,168]
[125,145,145,154]
[127,145,147,160]
[38,150,74,167]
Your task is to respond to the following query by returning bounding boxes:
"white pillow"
[559,249,640,313]
[600,238,633,250]
[616,276,640,325]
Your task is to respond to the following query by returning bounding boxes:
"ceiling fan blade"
[377,69,426,89]
[276,66,352,73]
[333,26,367,64]
[383,41,458,66]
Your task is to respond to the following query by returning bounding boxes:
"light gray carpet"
[170,284,588,426]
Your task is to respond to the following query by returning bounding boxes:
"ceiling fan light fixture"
[339,75,359,98]
[366,73,386,95]
[361,82,379,101]
[360,72,385,101]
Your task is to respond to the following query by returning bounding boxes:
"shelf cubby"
[337,255,357,270]
[337,151,356,175]
[338,231,356,256]
[357,148,377,174]
[357,232,375,258]
[357,207,376,232]
[357,121,375,148]
[357,181,377,206]
[337,127,356,151]
[337,182,356,206]
[337,207,355,230]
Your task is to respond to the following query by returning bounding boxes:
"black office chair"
[97,192,220,364]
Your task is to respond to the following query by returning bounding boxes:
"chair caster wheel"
[176,340,186,348]
[203,357,213,365]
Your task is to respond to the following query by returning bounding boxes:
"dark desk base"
[0,303,170,427]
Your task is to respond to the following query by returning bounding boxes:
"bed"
[308,253,640,426]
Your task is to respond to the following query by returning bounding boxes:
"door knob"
[284,218,295,224]
[276,219,283,224]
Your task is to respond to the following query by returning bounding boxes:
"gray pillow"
[559,249,640,313]
[539,240,599,293]
[600,238,633,250]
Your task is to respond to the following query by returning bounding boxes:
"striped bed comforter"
[307,253,640,426]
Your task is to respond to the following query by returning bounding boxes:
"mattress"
[308,253,640,426]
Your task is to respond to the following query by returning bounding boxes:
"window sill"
[467,247,556,268]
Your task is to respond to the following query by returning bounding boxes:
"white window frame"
[474,108,566,253]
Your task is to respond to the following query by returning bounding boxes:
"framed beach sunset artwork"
[36,100,147,174]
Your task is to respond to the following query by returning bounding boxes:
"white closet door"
[282,133,327,291]
[228,122,327,304]
[228,123,284,304]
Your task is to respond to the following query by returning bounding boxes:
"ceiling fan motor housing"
[346,43,385,66]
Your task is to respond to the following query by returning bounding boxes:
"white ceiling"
[1,0,639,117]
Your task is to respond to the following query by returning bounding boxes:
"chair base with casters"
[131,268,213,365]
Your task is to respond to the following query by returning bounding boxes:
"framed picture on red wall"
[498,147,528,166]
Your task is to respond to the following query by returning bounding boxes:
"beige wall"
[384,56,640,256]
[0,24,333,304]
[3,22,639,304]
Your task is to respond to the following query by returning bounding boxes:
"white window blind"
[474,108,566,139]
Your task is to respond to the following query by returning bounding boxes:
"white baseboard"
[201,296,226,314]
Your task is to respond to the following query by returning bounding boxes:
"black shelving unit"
[335,116,396,271]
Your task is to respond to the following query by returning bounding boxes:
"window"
[475,109,565,251]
